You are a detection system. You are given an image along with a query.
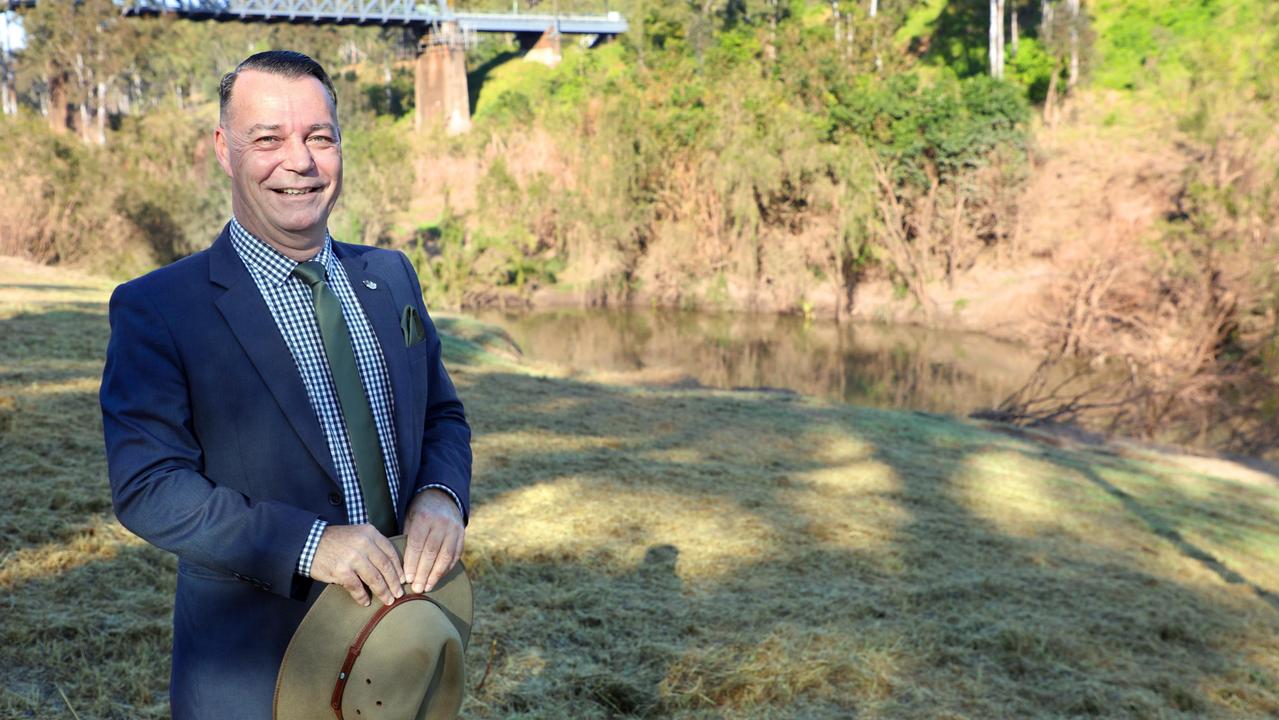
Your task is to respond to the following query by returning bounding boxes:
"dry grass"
[2,256,1278,719]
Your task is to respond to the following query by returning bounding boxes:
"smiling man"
[99,51,472,719]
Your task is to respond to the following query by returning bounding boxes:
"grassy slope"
[1,257,1278,718]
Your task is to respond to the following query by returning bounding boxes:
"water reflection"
[473,308,1049,416]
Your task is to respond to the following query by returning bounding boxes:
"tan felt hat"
[274,536,473,720]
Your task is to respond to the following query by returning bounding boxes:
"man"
[99,50,471,719]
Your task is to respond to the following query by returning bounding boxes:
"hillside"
[7,0,1279,457]
[2,258,1277,718]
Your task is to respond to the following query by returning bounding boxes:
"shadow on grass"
[861,423,1270,716]
[0,540,175,720]
[1,308,112,556]
[0,283,101,292]
[454,369,1279,717]
[5,306,1279,717]
[1048,452,1279,613]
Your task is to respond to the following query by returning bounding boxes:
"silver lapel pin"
[362,279,378,290]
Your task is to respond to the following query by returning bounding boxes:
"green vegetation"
[4,260,1279,718]
[1090,0,1274,91]
[7,3,1279,716]
[0,0,1035,322]
[3,2,1279,445]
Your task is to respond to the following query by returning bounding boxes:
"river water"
[473,308,1049,417]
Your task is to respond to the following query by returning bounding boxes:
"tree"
[1065,0,1079,88]
[1,11,17,116]
[21,0,128,143]
[870,0,881,71]
[1038,0,1091,123]
[989,0,1005,79]
[1009,0,1019,56]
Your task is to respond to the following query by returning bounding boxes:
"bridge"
[5,0,628,133]
[121,1,627,36]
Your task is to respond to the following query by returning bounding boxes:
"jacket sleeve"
[100,280,319,601]
[397,252,473,523]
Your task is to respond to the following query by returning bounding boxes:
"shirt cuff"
[417,483,464,518]
[295,518,328,578]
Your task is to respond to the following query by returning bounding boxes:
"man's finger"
[423,537,456,593]
[338,568,370,607]
[412,530,441,594]
[370,531,406,591]
[353,554,397,606]
[402,512,431,585]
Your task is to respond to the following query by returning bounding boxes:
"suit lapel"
[338,247,417,505]
[209,229,340,485]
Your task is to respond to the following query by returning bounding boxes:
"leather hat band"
[330,594,444,719]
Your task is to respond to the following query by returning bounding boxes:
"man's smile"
[272,186,323,196]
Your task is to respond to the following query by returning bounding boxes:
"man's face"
[214,69,342,251]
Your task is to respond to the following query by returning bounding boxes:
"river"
[473,307,1050,417]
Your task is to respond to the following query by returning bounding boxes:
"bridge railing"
[126,0,442,21]
[122,0,626,31]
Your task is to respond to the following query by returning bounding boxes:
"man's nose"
[281,136,316,173]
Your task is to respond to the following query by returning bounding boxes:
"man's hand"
[403,489,465,594]
[310,524,404,607]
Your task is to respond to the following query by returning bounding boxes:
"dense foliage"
[0,0,1037,318]
[4,0,1279,449]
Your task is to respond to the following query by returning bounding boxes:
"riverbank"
[2,257,1277,718]
[431,90,1183,354]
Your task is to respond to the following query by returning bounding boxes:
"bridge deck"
[118,1,628,35]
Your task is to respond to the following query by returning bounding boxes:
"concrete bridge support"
[521,26,562,67]
[415,22,472,136]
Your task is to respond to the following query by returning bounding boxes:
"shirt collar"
[228,216,334,288]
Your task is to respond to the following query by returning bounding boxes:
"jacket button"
[328,493,342,506]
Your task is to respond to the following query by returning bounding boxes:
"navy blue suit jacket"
[99,225,471,719]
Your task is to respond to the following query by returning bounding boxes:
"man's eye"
[255,136,281,145]
[309,136,336,145]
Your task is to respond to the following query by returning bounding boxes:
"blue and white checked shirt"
[228,218,456,578]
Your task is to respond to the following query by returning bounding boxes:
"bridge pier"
[415,22,471,136]
[521,26,562,67]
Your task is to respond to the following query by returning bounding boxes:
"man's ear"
[213,125,233,178]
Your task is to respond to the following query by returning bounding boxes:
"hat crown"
[341,599,464,720]
[274,538,472,720]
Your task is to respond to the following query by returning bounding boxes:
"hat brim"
[273,536,473,719]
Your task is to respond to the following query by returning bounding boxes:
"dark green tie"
[292,261,397,536]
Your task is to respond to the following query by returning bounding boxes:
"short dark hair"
[218,50,338,123]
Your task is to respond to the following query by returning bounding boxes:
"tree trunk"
[1043,59,1060,126]
[992,0,1002,77]
[0,13,11,116]
[830,0,841,48]
[1067,0,1080,89]
[989,0,1004,79]
[96,80,107,145]
[131,71,142,113]
[1010,0,1019,56]
[846,13,855,61]
[49,72,68,133]
[870,0,880,71]
[74,52,92,143]
[383,62,393,113]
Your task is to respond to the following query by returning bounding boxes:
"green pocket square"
[401,305,427,347]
